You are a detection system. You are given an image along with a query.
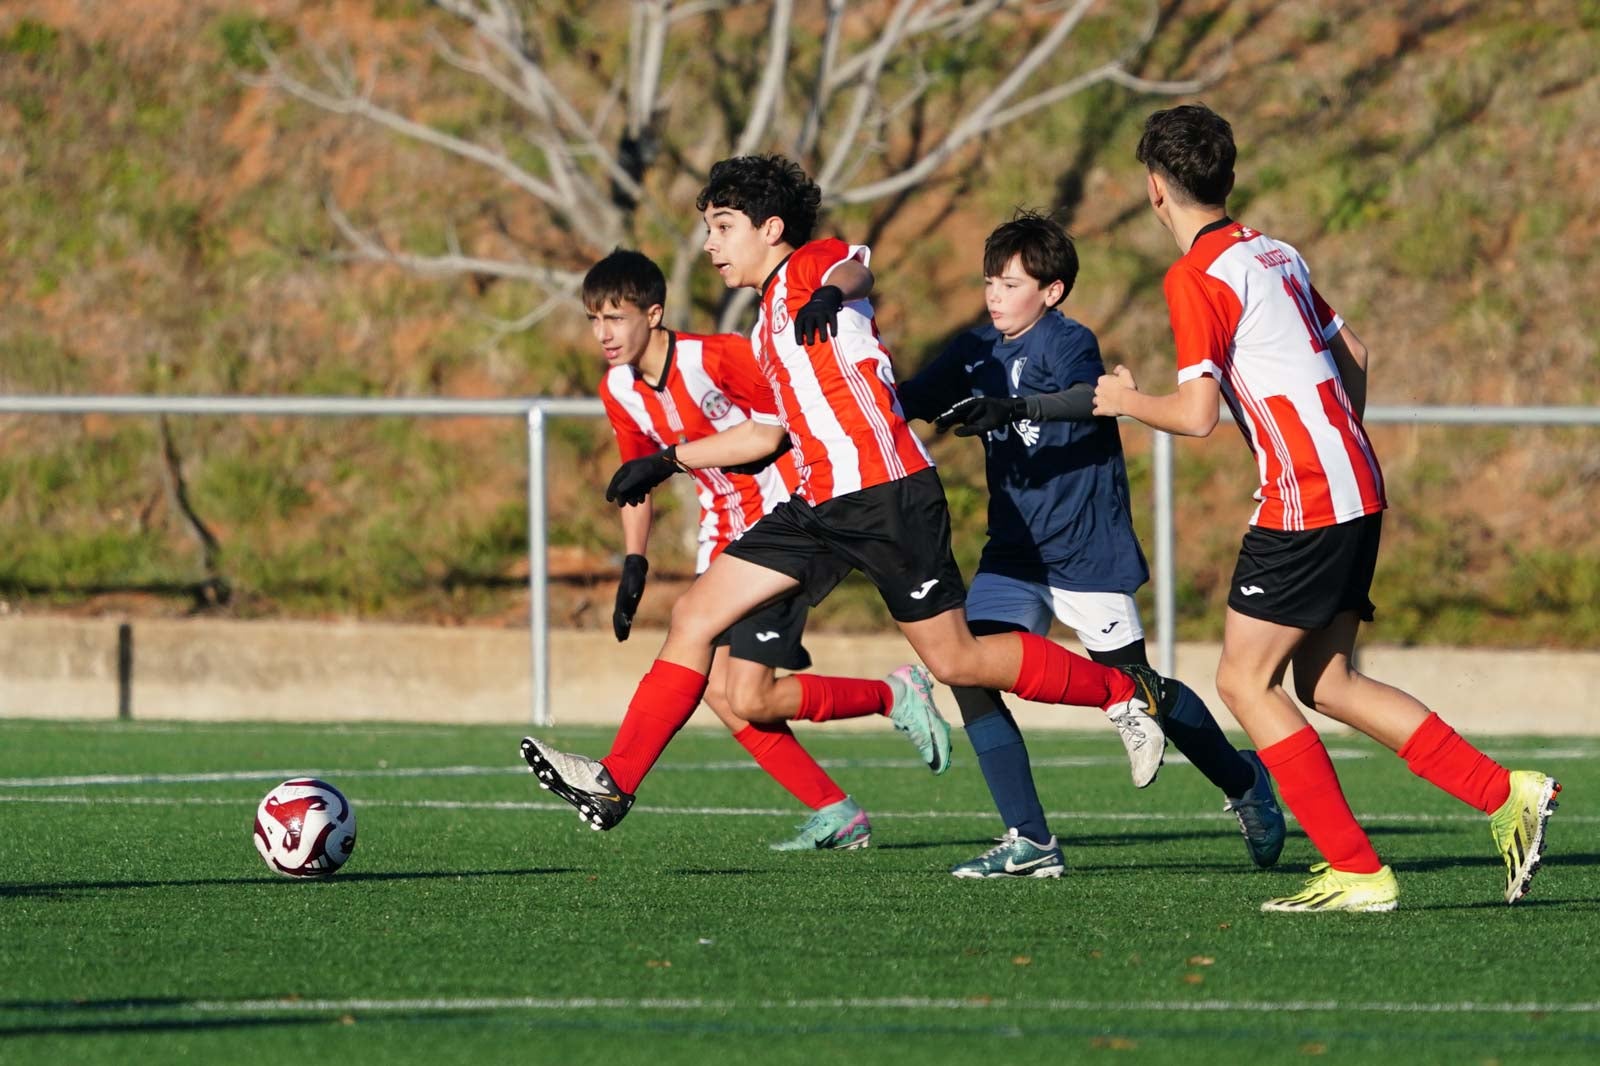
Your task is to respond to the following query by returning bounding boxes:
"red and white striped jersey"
[601,331,799,573]
[752,238,932,504]
[1167,221,1386,531]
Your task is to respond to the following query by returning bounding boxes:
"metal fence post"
[526,406,552,727]
[1152,430,1176,677]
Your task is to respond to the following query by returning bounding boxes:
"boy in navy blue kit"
[898,212,1286,877]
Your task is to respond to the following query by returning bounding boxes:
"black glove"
[794,285,845,345]
[933,395,1027,437]
[605,446,681,507]
[722,434,793,476]
[612,553,648,642]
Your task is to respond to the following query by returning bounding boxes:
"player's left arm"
[1327,324,1368,419]
[612,498,653,641]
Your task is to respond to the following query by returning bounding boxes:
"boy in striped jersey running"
[521,156,1182,838]
[1094,104,1559,912]
[580,249,948,851]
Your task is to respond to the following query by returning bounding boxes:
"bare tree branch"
[794,0,847,160]
[730,0,794,156]
[250,34,615,251]
[325,196,583,294]
[829,0,1219,206]
[251,0,1234,335]
[815,0,920,190]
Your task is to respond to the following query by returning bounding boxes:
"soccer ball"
[253,778,357,878]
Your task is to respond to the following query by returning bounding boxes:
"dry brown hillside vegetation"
[1,0,1597,647]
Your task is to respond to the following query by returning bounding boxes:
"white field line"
[1,791,1594,826]
[4,743,1596,789]
[0,748,1431,789]
[139,993,1600,1016]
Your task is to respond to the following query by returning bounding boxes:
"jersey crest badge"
[700,389,732,420]
[1010,358,1027,390]
[770,298,791,334]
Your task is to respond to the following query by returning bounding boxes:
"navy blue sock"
[964,706,1051,843]
[1164,682,1255,798]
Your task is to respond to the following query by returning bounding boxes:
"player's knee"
[702,686,734,721]
[667,594,719,641]
[921,650,979,689]
[1300,672,1356,717]
[726,681,782,723]
[1214,662,1251,712]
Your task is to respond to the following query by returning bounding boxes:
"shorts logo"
[1239,585,1266,597]
[770,299,791,334]
[700,389,732,420]
[909,579,940,600]
[754,631,781,642]
[1100,620,1119,634]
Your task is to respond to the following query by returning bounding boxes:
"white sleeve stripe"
[1177,361,1221,385]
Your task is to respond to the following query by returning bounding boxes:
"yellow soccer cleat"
[1260,862,1399,913]
[1489,770,1561,904]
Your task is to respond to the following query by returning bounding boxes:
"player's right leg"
[1292,613,1560,904]
[1215,608,1395,911]
[521,552,802,831]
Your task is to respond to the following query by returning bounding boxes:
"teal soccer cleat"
[770,796,872,851]
[886,664,953,775]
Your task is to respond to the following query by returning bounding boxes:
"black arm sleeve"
[1021,381,1097,423]
[896,341,971,423]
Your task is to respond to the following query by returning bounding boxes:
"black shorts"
[721,467,968,623]
[1228,511,1383,630]
[712,591,813,671]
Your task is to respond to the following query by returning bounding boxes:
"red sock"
[1259,726,1383,874]
[790,675,893,722]
[1009,632,1134,709]
[1397,712,1511,814]
[734,723,848,809]
[601,660,708,794]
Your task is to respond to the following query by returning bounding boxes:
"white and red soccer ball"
[253,778,357,877]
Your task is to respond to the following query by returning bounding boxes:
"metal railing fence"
[3,395,1597,721]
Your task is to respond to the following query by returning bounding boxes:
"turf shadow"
[0,1015,339,1039]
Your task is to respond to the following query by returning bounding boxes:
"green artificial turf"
[1,720,1594,1064]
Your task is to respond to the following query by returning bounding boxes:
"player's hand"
[605,448,680,507]
[722,434,793,476]
[1093,366,1139,417]
[934,395,1027,437]
[794,285,845,345]
[612,553,649,642]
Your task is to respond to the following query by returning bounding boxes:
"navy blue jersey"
[899,313,1148,593]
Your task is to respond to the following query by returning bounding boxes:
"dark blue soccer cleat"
[1226,750,1286,868]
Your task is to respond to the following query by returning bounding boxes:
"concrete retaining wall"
[0,615,1594,735]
